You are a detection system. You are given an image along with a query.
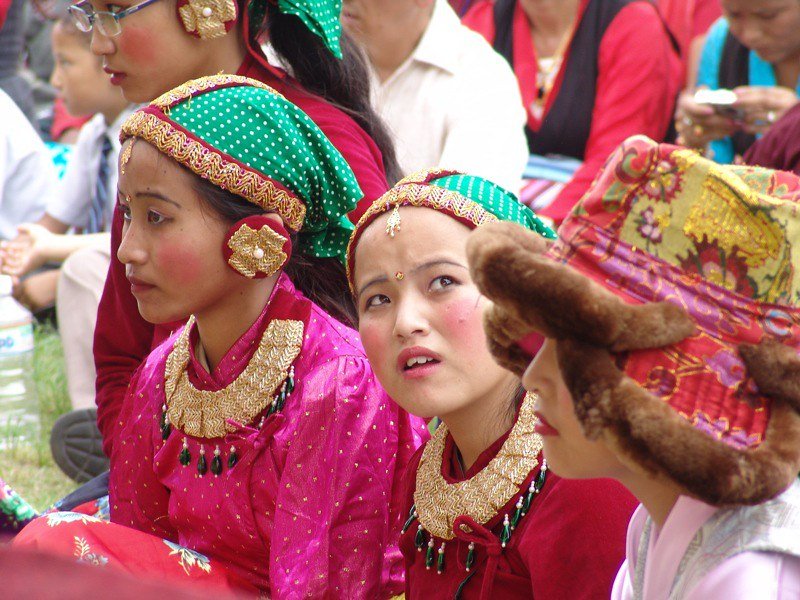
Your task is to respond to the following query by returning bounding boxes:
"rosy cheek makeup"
[118,27,157,65]
[439,295,485,354]
[154,242,203,287]
[358,322,391,378]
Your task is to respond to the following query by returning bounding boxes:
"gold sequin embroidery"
[413,393,543,540]
[227,223,288,278]
[178,0,237,40]
[164,315,304,439]
[149,74,284,112]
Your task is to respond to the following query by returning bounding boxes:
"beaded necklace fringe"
[160,315,303,477]
[402,463,548,598]
[404,392,546,597]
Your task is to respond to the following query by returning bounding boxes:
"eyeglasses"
[68,0,162,37]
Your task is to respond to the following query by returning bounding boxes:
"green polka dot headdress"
[345,168,556,290]
[247,0,344,58]
[120,74,362,262]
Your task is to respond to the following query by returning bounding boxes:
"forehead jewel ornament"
[385,205,402,237]
[120,138,135,175]
[223,215,293,279]
[395,272,405,281]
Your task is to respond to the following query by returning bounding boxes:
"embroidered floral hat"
[120,74,362,262]
[467,136,800,507]
[346,168,555,291]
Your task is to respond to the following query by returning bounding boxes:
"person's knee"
[58,247,109,293]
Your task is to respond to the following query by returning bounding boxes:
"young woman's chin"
[135,300,188,327]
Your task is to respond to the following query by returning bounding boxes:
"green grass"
[0,324,74,510]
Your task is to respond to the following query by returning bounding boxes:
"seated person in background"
[0,0,38,127]
[342,0,528,193]
[676,0,800,164]
[659,0,721,62]
[744,101,800,173]
[0,89,57,242]
[0,14,131,412]
[462,0,680,224]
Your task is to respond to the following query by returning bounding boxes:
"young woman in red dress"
[347,170,638,599]
[66,0,400,457]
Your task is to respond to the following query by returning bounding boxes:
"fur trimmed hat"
[468,136,800,507]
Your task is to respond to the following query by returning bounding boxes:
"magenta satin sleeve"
[268,355,424,599]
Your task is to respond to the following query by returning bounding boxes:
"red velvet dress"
[93,46,390,456]
[400,428,638,599]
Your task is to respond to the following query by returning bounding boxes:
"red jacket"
[463,0,680,224]
[93,50,389,456]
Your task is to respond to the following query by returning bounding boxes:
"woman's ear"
[177,0,237,40]
[223,215,292,279]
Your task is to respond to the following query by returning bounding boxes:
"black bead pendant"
[179,447,191,466]
[197,452,208,476]
[228,446,238,469]
[211,455,222,476]
[160,408,171,440]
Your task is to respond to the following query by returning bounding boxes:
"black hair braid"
[263,5,402,185]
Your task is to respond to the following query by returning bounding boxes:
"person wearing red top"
[67,0,401,466]
[347,170,636,598]
[462,0,680,224]
[0,0,10,29]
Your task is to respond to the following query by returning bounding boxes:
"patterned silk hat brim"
[346,168,555,292]
[120,74,362,262]
[488,135,800,506]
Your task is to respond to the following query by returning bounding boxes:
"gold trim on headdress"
[346,183,498,289]
[149,74,284,111]
[121,111,306,231]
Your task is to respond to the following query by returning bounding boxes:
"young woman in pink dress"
[15,75,424,599]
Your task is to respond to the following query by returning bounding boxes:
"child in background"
[0,14,132,418]
[468,136,800,599]
[0,90,58,243]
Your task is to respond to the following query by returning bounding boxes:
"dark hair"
[260,6,402,185]
[192,174,357,327]
[55,13,93,45]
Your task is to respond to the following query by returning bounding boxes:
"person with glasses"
[54,0,402,482]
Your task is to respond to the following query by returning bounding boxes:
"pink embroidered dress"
[16,274,426,598]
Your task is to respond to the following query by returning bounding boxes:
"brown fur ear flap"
[740,341,800,413]
[556,338,800,506]
[483,306,535,377]
[467,222,696,351]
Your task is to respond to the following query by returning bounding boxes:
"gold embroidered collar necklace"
[162,314,304,439]
[413,392,544,541]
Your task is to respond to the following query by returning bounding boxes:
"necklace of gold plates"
[401,392,546,578]
[160,315,304,476]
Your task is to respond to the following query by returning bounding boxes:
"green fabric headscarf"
[428,173,555,239]
[346,169,555,289]
[249,0,343,59]
[120,74,361,262]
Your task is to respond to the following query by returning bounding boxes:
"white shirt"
[47,106,135,231]
[0,90,58,240]
[369,0,528,193]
